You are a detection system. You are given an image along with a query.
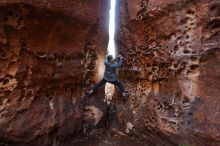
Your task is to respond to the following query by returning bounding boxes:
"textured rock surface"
[0,0,220,146]
[0,1,108,145]
[116,0,220,146]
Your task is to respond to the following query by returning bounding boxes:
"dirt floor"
[72,129,148,146]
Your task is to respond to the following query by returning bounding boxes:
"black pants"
[91,79,125,93]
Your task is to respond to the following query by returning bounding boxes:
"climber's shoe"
[122,91,129,103]
[85,90,93,97]
[122,91,129,97]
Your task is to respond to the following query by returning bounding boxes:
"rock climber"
[85,54,129,97]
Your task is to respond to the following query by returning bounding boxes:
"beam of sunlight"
[107,0,116,58]
[105,0,116,102]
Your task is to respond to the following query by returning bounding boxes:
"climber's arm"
[109,57,123,68]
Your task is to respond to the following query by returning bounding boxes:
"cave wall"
[1,0,220,146]
[117,0,220,145]
[0,1,108,145]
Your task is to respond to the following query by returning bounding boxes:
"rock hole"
[183,49,191,54]
[180,18,188,24]
[190,56,198,61]
[209,4,218,11]
[187,9,195,15]
[174,63,178,68]
[3,16,8,21]
[145,120,149,125]
[185,41,190,44]
[190,64,199,70]
[174,45,178,51]
[15,13,21,18]
[188,112,193,116]
[18,16,23,21]
[182,96,190,103]
[176,36,183,40]
[161,118,167,124]
[187,122,191,125]
[2,79,9,85]
[217,9,220,16]
[211,21,220,29]
[7,11,13,16]
[0,49,7,59]
[169,121,176,125]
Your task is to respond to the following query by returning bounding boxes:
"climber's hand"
[118,55,123,59]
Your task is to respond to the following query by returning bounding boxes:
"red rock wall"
[0,1,108,145]
[1,0,220,146]
[117,0,220,146]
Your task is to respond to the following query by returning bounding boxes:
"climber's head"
[107,55,113,63]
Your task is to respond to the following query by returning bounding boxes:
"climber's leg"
[85,79,107,96]
[111,80,129,97]
[111,80,124,92]
[92,79,107,92]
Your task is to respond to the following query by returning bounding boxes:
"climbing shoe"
[85,90,93,97]
[122,91,129,97]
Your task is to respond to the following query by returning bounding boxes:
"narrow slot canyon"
[0,0,220,146]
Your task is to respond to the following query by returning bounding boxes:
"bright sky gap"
[107,0,116,58]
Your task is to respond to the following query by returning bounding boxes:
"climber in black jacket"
[85,55,128,97]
